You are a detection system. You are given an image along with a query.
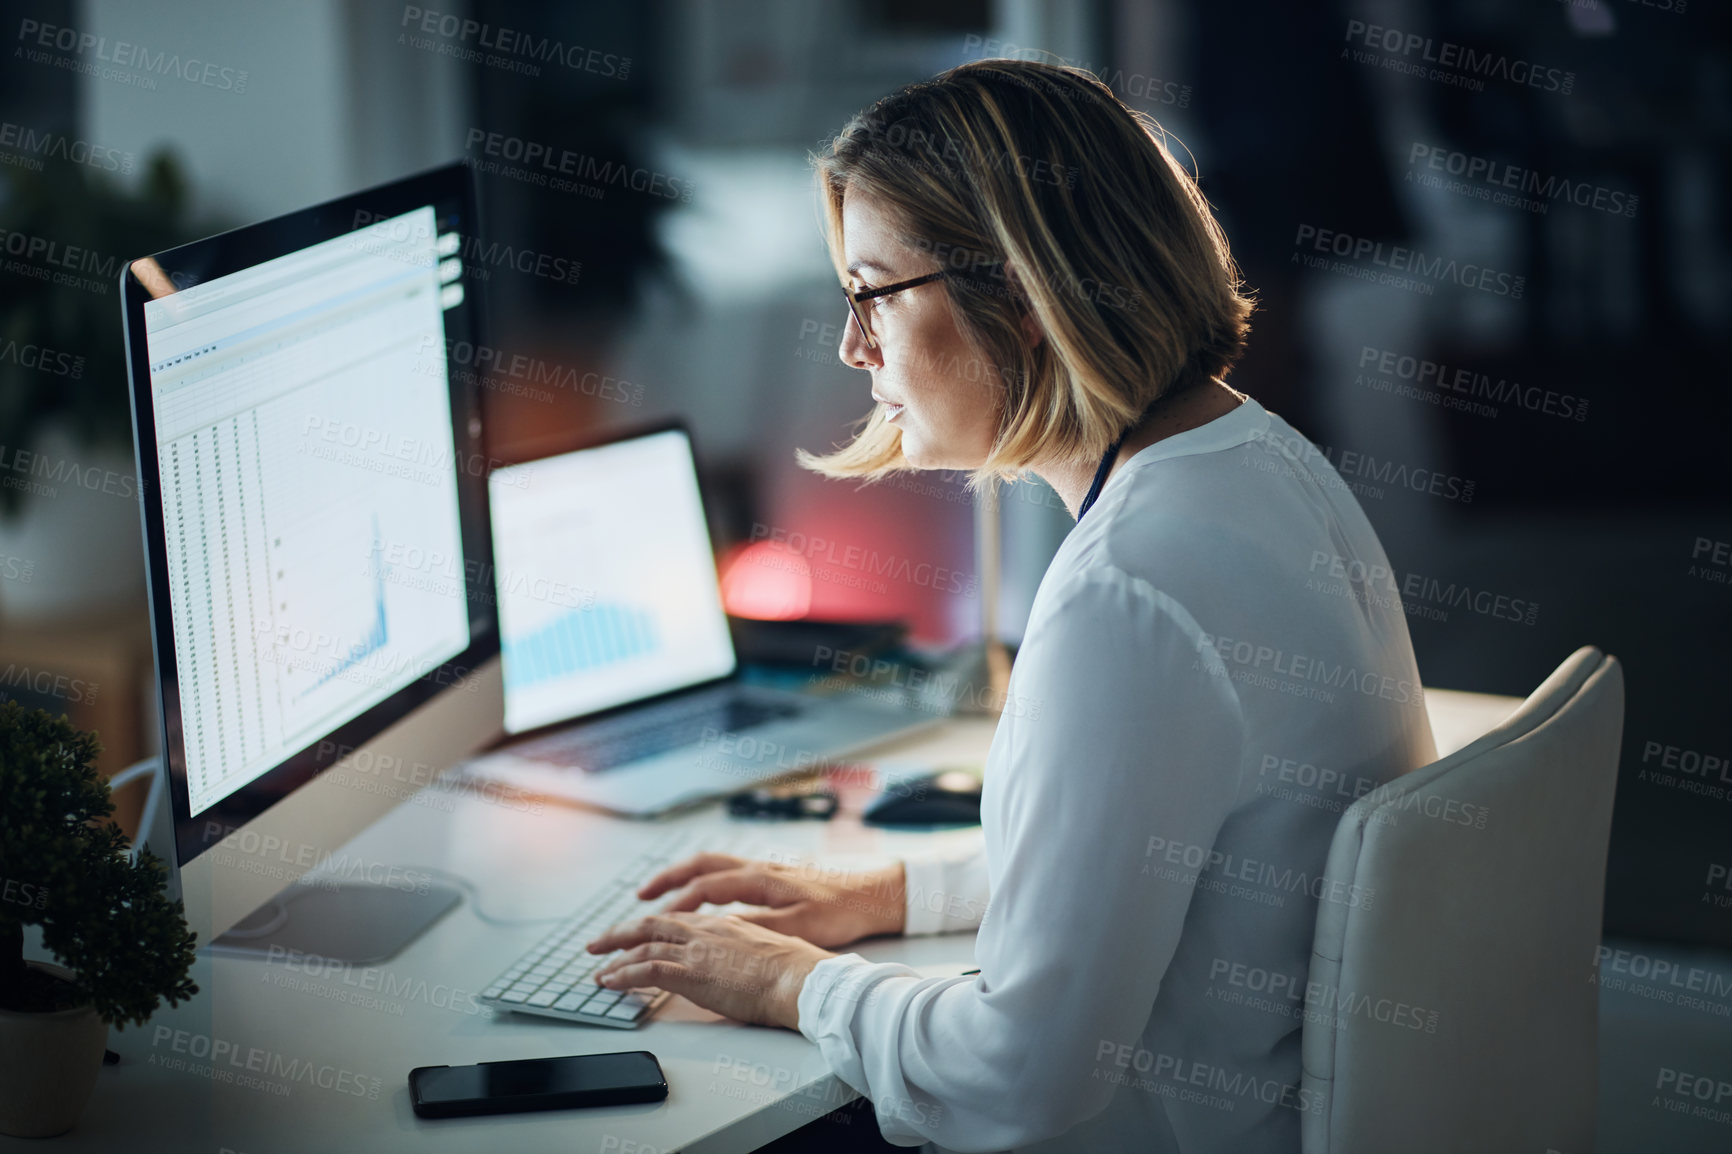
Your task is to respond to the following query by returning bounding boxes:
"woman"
[587,59,1436,1153]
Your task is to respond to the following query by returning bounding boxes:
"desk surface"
[13,690,1515,1154]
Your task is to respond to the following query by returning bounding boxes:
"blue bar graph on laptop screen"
[487,429,736,734]
[505,601,660,689]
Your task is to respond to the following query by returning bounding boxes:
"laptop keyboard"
[513,693,802,773]
[477,829,768,1028]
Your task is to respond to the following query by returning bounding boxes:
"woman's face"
[837,190,1003,470]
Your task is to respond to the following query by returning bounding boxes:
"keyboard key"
[498,989,531,1004]
[554,993,587,1012]
[605,1002,643,1021]
[482,985,507,999]
[526,990,560,1008]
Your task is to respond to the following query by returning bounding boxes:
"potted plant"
[0,701,198,1138]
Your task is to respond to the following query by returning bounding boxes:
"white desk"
[13,692,1515,1154]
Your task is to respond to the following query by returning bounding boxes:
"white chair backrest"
[1302,646,1623,1154]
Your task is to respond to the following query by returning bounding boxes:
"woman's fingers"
[593,938,687,984]
[595,958,686,991]
[580,911,833,1029]
[584,912,693,954]
[659,867,799,914]
[635,852,745,900]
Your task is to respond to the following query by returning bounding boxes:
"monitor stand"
[208,880,462,964]
[123,756,466,964]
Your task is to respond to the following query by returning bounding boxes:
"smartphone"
[409,1050,668,1119]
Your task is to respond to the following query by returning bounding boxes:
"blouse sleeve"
[797,565,1246,1149]
[900,835,990,936]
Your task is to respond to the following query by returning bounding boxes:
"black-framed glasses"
[841,271,946,350]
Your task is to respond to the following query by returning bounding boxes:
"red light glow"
[719,540,813,620]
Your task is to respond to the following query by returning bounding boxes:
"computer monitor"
[122,163,504,960]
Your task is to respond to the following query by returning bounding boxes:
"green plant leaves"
[0,701,198,1026]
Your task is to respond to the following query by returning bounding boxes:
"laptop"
[461,422,937,815]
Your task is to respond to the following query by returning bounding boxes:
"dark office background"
[0,0,1727,1031]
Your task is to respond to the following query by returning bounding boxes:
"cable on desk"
[401,866,572,927]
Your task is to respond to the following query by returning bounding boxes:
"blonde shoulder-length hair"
[798,58,1254,488]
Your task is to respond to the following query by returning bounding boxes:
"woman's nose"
[839,314,881,371]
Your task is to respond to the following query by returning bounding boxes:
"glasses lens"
[843,288,875,348]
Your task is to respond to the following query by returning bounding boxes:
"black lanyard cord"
[1076,429,1128,522]
[1077,399,1158,522]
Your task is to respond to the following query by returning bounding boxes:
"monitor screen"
[125,166,500,874]
[140,206,473,817]
[489,428,735,734]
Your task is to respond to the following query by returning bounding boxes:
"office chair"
[1301,646,1623,1154]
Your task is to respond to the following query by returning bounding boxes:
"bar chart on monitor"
[490,430,736,733]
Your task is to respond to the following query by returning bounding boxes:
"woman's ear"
[1019,309,1044,349]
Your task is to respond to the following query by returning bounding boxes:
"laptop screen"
[488,428,736,734]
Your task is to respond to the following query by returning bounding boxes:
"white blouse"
[796,397,1438,1153]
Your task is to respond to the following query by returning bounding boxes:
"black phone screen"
[410,1051,667,1117]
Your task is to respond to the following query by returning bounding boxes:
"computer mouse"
[863,770,983,827]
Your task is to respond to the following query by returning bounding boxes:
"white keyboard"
[476,830,766,1028]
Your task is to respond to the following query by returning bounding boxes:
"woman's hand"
[633,853,907,948]
[585,912,834,1029]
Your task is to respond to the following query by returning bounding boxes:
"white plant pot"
[0,963,109,1138]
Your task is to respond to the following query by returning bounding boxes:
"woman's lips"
[874,395,906,422]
